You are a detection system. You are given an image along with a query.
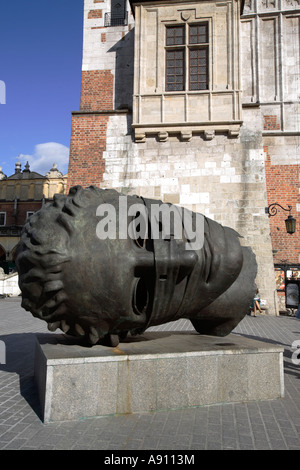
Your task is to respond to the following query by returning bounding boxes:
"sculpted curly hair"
[16,185,119,344]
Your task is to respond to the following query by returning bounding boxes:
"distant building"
[0,161,67,272]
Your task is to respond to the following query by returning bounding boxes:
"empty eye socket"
[130,211,148,248]
[132,278,149,315]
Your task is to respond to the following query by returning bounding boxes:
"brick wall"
[67,113,109,191]
[67,67,115,190]
[88,9,102,19]
[80,70,114,111]
[264,146,300,264]
[264,115,280,131]
[67,0,135,190]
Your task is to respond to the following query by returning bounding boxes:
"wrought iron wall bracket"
[265,203,296,234]
[265,203,292,217]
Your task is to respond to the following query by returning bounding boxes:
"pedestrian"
[250,288,262,317]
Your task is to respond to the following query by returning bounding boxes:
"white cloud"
[19,142,69,176]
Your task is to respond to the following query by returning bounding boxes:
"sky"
[0,0,84,177]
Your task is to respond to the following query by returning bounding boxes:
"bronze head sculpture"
[16,185,257,347]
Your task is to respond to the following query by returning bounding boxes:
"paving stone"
[0,298,300,450]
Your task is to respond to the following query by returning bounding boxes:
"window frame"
[26,211,35,221]
[165,22,209,93]
[0,212,6,226]
[110,0,127,26]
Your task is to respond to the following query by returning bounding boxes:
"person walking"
[251,288,262,317]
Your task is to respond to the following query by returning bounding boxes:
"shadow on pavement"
[0,332,43,420]
[233,331,300,380]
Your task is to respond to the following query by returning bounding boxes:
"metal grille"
[189,48,208,90]
[104,11,128,27]
[189,24,208,45]
[166,49,185,91]
[166,26,185,46]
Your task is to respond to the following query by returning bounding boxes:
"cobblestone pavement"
[0,297,300,450]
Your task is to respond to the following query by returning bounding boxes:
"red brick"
[88,9,102,19]
[67,114,109,191]
[264,148,299,264]
[80,70,114,111]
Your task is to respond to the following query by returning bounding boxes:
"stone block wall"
[241,0,300,267]
[99,108,277,314]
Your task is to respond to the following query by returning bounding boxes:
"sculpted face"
[16,186,257,347]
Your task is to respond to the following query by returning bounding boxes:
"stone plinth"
[34,332,284,423]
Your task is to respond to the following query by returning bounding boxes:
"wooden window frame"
[165,22,209,92]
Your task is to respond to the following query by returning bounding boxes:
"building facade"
[241,0,300,309]
[67,0,300,314]
[0,162,67,272]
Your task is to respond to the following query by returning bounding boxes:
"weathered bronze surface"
[16,186,257,347]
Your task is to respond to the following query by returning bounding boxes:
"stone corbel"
[228,129,240,138]
[204,130,215,141]
[181,131,192,142]
[158,131,169,142]
[135,132,146,143]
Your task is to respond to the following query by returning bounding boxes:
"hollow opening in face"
[131,210,148,248]
[133,277,149,315]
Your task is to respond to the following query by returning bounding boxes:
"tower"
[67,0,135,189]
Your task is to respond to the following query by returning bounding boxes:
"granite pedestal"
[34,331,284,423]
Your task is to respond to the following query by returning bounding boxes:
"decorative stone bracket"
[133,126,241,142]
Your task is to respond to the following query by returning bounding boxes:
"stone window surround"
[165,22,209,92]
[132,3,243,142]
